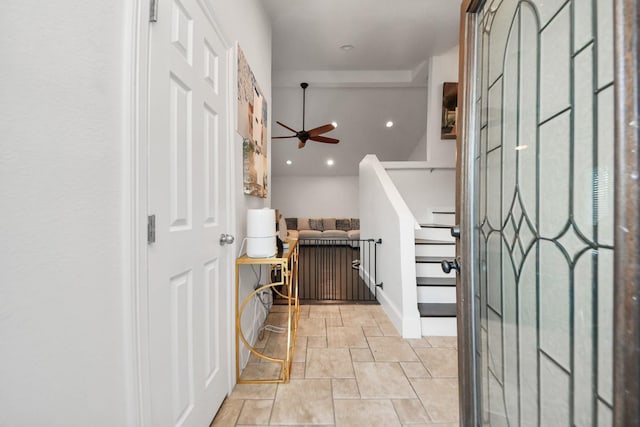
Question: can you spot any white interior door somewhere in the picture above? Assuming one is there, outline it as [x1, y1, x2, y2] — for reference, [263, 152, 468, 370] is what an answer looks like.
[147, 0, 230, 425]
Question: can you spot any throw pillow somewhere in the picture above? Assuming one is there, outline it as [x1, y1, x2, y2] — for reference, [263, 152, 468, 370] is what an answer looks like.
[309, 218, 324, 231]
[336, 218, 351, 231]
[285, 217, 298, 230]
[350, 218, 360, 230]
[297, 217, 310, 230]
[278, 216, 288, 240]
[322, 218, 336, 231]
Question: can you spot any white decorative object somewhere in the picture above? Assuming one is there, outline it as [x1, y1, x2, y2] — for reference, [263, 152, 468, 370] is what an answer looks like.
[246, 208, 276, 258]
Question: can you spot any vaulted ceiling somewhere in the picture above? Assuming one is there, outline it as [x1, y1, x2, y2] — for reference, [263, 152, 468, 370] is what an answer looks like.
[263, 0, 461, 176]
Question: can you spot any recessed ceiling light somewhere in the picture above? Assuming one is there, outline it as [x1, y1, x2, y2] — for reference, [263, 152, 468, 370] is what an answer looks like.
[331, 121, 338, 128]
[340, 44, 354, 51]
[386, 121, 394, 128]
[327, 159, 334, 166]
[286, 160, 292, 165]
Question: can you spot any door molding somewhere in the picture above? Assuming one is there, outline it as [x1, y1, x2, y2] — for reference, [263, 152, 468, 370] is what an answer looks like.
[613, 0, 640, 425]
[126, 0, 237, 424]
[456, 1, 484, 425]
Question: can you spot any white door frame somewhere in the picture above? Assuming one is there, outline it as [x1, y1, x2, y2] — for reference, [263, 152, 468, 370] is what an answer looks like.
[122, 1, 237, 425]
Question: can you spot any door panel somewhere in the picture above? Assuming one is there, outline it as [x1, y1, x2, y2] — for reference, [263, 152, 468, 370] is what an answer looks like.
[466, 0, 615, 425]
[148, 0, 230, 425]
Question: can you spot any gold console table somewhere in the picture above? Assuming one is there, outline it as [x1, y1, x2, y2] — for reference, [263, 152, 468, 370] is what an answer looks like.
[235, 239, 299, 384]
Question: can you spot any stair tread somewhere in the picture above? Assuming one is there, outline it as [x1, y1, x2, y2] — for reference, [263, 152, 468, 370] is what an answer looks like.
[418, 303, 457, 318]
[432, 211, 455, 214]
[415, 238, 455, 245]
[417, 276, 457, 286]
[418, 223, 453, 229]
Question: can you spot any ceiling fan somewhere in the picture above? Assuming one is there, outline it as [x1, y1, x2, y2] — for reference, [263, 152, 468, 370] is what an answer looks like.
[273, 82, 340, 149]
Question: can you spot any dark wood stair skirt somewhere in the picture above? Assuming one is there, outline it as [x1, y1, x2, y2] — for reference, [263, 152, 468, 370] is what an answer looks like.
[418, 223, 453, 229]
[418, 302, 457, 318]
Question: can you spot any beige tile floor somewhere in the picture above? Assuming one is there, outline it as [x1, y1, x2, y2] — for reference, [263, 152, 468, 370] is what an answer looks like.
[212, 304, 459, 427]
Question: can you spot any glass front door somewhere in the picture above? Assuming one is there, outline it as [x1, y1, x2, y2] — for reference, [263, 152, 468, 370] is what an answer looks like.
[468, 0, 615, 425]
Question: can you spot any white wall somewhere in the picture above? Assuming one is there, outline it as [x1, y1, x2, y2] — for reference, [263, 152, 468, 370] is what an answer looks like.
[210, 0, 274, 370]
[1, 2, 133, 426]
[359, 156, 421, 338]
[271, 176, 359, 218]
[383, 166, 456, 224]
[0, 1, 271, 425]
[424, 46, 459, 166]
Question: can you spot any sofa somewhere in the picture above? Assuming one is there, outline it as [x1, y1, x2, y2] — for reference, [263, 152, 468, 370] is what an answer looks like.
[284, 217, 360, 244]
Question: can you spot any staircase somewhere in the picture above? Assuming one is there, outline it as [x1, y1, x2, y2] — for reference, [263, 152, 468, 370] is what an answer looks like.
[415, 211, 457, 336]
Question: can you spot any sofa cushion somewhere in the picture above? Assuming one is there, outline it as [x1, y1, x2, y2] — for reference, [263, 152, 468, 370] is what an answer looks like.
[285, 217, 298, 230]
[322, 218, 336, 231]
[299, 229, 323, 239]
[309, 218, 324, 231]
[347, 230, 360, 240]
[297, 217, 310, 230]
[335, 218, 351, 231]
[322, 230, 348, 239]
[350, 218, 360, 229]
[287, 230, 299, 240]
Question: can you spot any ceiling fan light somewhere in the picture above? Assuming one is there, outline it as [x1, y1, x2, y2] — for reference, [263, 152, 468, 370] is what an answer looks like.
[386, 121, 394, 128]
[327, 159, 334, 166]
[286, 160, 292, 165]
[331, 121, 338, 128]
[340, 44, 354, 51]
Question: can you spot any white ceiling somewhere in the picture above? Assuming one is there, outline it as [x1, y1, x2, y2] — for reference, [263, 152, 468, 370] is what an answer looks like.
[262, 0, 461, 176]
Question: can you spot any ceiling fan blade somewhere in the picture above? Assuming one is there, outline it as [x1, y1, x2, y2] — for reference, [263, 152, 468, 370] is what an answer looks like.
[276, 121, 299, 134]
[310, 135, 340, 144]
[307, 123, 336, 137]
[272, 135, 297, 139]
[298, 141, 306, 149]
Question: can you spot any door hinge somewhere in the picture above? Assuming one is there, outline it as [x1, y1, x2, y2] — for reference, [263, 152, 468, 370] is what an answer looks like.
[147, 214, 156, 244]
[149, 0, 158, 22]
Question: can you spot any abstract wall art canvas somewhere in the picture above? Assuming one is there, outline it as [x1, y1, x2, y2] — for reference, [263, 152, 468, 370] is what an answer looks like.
[237, 44, 268, 198]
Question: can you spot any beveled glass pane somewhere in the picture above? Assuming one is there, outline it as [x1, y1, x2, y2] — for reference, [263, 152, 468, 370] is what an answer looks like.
[487, 1, 517, 85]
[488, 309, 504, 383]
[596, 87, 615, 246]
[573, 47, 595, 243]
[598, 248, 614, 405]
[540, 5, 570, 121]
[539, 240, 570, 369]
[487, 232, 502, 313]
[574, 0, 593, 52]
[539, 111, 571, 238]
[501, 240, 518, 424]
[502, 12, 518, 221]
[487, 80, 503, 151]
[598, 401, 613, 427]
[596, 0, 614, 87]
[531, 0, 568, 27]
[487, 148, 502, 228]
[574, 250, 594, 427]
[489, 372, 509, 426]
[541, 354, 570, 426]
[519, 244, 539, 426]
[518, 3, 538, 229]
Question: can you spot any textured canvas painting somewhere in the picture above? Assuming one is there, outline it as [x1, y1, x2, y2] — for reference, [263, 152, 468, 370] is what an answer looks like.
[237, 44, 268, 198]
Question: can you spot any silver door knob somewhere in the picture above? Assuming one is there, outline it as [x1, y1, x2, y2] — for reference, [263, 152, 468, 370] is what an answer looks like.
[219, 234, 235, 245]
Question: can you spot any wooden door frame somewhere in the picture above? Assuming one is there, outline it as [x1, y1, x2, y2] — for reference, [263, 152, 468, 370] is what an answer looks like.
[125, 1, 237, 424]
[455, 0, 640, 425]
[612, 0, 640, 425]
